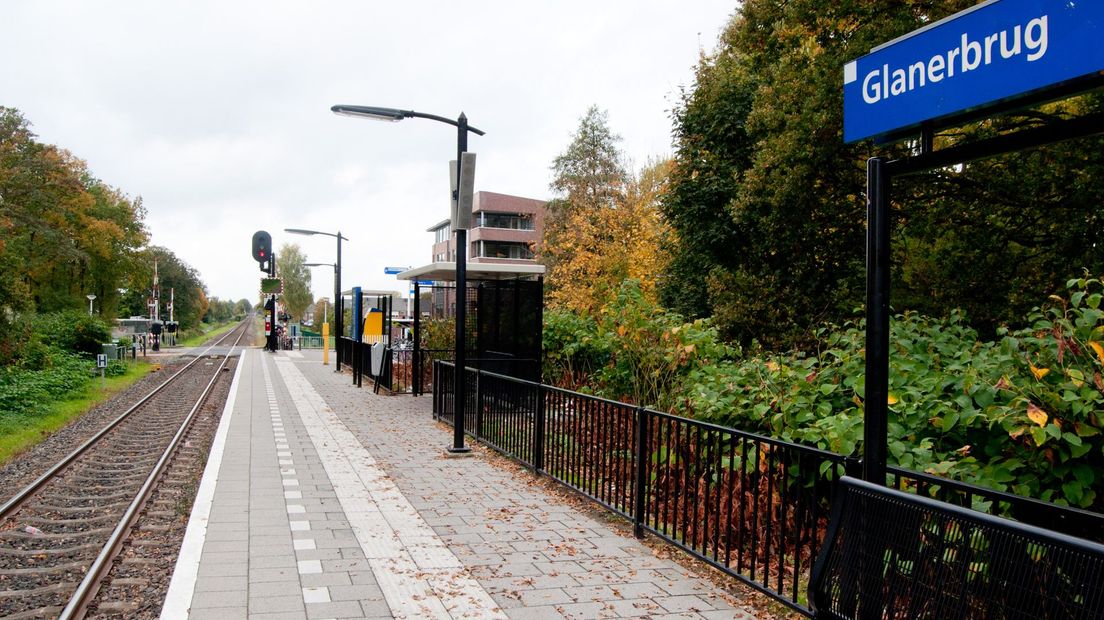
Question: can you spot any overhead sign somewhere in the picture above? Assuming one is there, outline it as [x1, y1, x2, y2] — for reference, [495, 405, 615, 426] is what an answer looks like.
[844, 0, 1104, 143]
[383, 266, 409, 275]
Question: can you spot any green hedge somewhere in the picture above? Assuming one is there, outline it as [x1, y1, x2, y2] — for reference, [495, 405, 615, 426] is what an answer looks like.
[545, 277, 1104, 511]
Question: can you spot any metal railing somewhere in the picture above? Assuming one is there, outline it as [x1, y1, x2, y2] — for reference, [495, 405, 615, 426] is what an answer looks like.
[887, 466, 1104, 543]
[433, 360, 1104, 616]
[292, 336, 333, 350]
[434, 361, 852, 614]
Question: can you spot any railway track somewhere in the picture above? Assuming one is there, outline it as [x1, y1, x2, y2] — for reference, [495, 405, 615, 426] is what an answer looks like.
[0, 320, 251, 619]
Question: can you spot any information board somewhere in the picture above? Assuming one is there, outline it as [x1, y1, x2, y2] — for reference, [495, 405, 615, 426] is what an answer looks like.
[260, 277, 283, 294]
[844, 0, 1104, 143]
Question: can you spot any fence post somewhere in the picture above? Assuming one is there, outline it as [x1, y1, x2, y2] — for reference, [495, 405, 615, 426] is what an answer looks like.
[475, 371, 483, 439]
[533, 384, 545, 474]
[431, 362, 438, 419]
[633, 406, 649, 539]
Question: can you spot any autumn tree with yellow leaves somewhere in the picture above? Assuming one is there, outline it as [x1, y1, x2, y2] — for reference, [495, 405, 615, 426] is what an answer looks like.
[539, 106, 671, 314]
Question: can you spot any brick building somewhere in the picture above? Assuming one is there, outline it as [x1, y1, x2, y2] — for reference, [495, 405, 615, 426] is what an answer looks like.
[427, 191, 546, 265]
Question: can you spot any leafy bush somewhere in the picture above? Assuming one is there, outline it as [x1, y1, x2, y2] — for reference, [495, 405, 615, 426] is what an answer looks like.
[545, 280, 735, 408]
[545, 276, 1104, 511]
[31, 311, 112, 356]
[593, 280, 733, 409]
[0, 350, 92, 419]
[543, 309, 608, 388]
[420, 318, 455, 352]
[680, 279, 1104, 510]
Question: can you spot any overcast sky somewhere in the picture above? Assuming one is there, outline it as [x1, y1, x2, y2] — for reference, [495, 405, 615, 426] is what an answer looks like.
[2, 1, 734, 303]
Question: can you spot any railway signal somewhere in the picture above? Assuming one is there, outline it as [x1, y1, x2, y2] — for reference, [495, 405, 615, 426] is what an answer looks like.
[252, 230, 272, 272]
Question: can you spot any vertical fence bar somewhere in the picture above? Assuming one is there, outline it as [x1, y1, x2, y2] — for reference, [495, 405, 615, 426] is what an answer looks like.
[768, 441, 777, 586]
[475, 370, 483, 439]
[633, 406, 648, 539]
[725, 433, 736, 569]
[533, 385, 545, 474]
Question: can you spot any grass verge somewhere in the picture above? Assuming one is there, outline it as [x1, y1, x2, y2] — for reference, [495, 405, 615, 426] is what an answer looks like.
[0, 359, 152, 465]
[177, 321, 238, 348]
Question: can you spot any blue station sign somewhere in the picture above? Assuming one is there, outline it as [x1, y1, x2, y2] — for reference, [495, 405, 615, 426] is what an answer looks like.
[844, 0, 1104, 143]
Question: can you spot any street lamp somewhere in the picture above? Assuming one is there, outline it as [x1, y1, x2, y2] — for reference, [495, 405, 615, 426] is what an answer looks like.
[86, 294, 96, 316]
[285, 229, 346, 371]
[305, 262, 336, 365]
[332, 104, 484, 454]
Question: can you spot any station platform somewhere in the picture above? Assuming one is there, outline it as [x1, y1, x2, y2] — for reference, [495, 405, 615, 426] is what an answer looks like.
[160, 348, 758, 620]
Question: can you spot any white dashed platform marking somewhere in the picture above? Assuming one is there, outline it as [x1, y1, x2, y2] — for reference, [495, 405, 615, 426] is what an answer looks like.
[273, 357, 505, 619]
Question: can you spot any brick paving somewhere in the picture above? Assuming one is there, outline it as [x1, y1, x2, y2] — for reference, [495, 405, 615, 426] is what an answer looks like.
[293, 352, 760, 620]
[164, 348, 765, 619]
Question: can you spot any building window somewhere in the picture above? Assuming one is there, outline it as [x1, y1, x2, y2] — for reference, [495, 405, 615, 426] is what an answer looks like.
[434, 224, 451, 244]
[478, 241, 533, 260]
[476, 212, 534, 230]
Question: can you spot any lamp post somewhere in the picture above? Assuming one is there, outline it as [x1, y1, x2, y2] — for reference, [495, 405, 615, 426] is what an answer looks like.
[305, 262, 336, 365]
[86, 294, 96, 316]
[332, 104, 484, 454]
[286, 229, 346, 371]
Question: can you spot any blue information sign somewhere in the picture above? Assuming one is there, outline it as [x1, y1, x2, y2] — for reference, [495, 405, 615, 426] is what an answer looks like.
[844, 0, 1104, 143]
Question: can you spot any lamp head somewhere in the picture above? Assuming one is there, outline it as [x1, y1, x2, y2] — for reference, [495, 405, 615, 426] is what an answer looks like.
[331, 105, 408, 122]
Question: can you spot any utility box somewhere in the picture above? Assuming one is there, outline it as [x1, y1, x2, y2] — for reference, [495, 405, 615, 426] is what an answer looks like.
[101, 343, 118, 360]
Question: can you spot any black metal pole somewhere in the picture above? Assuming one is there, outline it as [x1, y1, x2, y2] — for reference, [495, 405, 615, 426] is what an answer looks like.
[413, 281, 421, 395]
[863, 157, 890, 484]
[450, 112, 471, 453]
[269, 255, 277, 352]
[335, 233, 343, 371]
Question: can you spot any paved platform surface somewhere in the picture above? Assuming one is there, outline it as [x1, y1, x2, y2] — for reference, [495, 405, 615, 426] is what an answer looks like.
[162, 348, 760, 619]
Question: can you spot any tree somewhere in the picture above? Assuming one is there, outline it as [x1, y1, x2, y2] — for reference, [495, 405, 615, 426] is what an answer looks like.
[276, 243, 311, 324]
[540, 108, 669, 313]
[661, 1, 1104, 349]
[0, 107, 148, 318]
[143, 247, 206, 329]
[312, 297, 331, 326]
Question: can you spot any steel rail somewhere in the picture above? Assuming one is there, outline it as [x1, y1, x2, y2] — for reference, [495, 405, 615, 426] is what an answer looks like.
[0, 319, 249, 520]
[58, 320, 249, 620]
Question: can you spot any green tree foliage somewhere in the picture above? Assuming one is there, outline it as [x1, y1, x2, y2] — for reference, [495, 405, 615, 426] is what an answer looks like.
[276, 243, 311, 323]
[204, 297, 244, 324]
[0, 107, 156, 361]
[0, 107, 149, 320]
[312, 297, 331, 326]
[661, 2, 1104, 349]
[145, 247, 207, 330]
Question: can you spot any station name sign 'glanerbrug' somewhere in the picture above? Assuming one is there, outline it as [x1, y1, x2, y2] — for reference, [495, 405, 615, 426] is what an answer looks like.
[843, 0, 1104, 143]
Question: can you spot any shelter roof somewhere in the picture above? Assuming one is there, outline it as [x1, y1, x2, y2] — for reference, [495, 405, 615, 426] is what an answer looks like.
[396, 262, 545, 282]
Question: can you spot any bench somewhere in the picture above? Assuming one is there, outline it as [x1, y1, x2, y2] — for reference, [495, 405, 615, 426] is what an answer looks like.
[809, 476, 1104, 619]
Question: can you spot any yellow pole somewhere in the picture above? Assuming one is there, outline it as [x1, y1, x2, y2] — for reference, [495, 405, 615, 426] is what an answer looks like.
[322, 322, 330, 365]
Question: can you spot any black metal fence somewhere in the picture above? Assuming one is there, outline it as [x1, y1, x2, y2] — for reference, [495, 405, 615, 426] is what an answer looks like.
[433, 360, 1104, 616]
